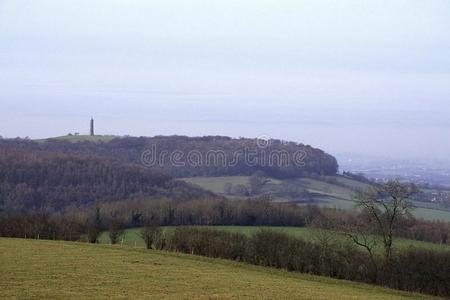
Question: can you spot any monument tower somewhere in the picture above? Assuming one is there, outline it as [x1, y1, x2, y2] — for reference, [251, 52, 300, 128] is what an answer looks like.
[90, 117, 95, 136]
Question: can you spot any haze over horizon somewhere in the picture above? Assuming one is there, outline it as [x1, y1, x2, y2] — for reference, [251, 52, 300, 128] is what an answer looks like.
[1, 0, 449, 160]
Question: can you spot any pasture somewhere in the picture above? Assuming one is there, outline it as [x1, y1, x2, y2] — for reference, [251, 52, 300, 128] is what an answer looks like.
[0, 238, 438, 299]
[182, 176, 450, 221]
[41, 134, 120, 143]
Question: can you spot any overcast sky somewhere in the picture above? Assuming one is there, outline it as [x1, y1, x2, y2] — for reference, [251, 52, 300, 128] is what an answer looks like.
[0, 0, 449, 159]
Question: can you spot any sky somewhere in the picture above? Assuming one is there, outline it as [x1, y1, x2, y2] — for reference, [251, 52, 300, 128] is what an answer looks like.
[0, 0, 449, 159]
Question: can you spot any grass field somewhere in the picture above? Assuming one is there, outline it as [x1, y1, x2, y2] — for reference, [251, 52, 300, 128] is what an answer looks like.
[182, 176, 251, 194]
[98, 226, 450, 253]
[182, 176, 450, 221]
[0, 238, 439, 299]
[39, 134, 120, 143]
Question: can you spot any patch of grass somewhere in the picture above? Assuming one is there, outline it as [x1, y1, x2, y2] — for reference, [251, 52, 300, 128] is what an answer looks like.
[182, 176, 251, 194]
[99, 226, 450, 253]
[412, 207, 450, 222]
[307, 196, 358, 210]
[292, 177, 356, 200]
[39, 135, 120, 143]
[333, 176, 373, 190]
[0, 238, 437, 299]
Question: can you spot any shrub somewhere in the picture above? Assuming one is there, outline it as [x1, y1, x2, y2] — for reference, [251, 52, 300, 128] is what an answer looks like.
[141, 226, 163, 250]
[108, 221, 124, 245]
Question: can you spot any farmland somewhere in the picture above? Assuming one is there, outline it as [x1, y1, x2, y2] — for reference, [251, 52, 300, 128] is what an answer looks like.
[182, 176, 450, 221]
[0, 238, 438, 300]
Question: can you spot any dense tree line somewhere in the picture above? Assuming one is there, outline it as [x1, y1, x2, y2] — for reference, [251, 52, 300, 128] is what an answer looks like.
[0, 135, 338, 178]
[0, 212, 85, 241]
[88, 194, 450, 245]
[158, 228, 450, 297]
[0, 148, 212, 211]
[3, 195, 447, 246]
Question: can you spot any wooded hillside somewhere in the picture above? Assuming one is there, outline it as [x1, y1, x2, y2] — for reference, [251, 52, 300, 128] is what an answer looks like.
[0, 148, 212, 211]
[0, 136, 338, 178]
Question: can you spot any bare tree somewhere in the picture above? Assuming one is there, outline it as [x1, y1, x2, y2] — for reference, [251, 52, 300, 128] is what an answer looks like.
[87, 222, 101, 244]
[141, 226, 163, 250]
[108, 220, 124, 245]
[86, 207, 102, 244]
[344, 218, 379, 281]
[352, 180, 418, 262]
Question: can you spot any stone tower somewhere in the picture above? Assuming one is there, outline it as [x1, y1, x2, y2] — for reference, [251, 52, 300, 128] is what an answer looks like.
[90, 117, 95, 136]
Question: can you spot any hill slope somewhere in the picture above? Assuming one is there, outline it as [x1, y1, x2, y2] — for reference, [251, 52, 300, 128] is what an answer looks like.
[1, 135, 338, 178]
[183, 175, 450, 221]
[0, 148, 212, 211]
[0, 238, 435, 300]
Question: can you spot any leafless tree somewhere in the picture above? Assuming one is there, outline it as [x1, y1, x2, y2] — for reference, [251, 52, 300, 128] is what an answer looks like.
[108, 220, 124, 245]
[344, 218, 379, 280]
[352, 180, 418, 262]
[141, 226, 163, 250]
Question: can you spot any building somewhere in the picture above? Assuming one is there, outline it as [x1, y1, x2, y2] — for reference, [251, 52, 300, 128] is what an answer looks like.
[90, 118, 95, 136]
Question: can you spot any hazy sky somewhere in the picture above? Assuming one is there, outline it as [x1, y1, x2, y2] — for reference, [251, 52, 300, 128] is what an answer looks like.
[1, 0, 449, 159]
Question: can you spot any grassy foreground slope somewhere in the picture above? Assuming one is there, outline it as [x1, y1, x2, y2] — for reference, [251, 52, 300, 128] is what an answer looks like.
[0, 239, 436, 300]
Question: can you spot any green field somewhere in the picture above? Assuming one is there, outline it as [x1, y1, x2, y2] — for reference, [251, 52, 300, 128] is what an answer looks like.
[182, 176, 252, 194]
[99, 226, 450, 253]
[39, 134, 120, 143]
[0, 238, 438, 299]
[182, 176, 450, 221]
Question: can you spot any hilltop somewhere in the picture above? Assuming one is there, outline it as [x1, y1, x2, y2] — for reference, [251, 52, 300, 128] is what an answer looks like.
[43, 134, 121, 143]
[2, 135, 339, 179]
